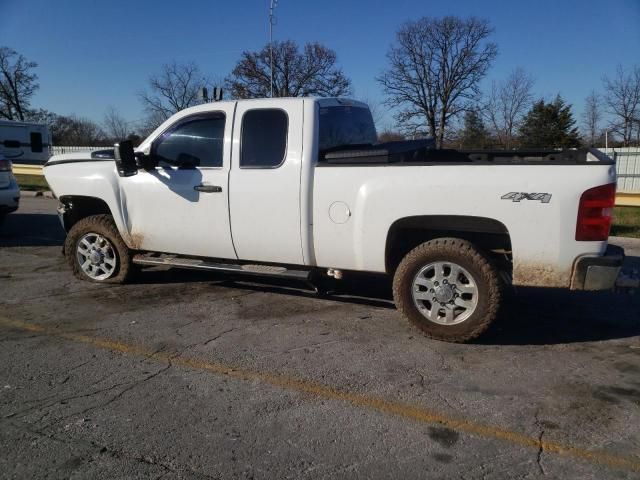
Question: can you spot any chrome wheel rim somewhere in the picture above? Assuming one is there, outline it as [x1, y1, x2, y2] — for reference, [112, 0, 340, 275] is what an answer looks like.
[76, 233, 117, 280]
[411, 261, 479, 325]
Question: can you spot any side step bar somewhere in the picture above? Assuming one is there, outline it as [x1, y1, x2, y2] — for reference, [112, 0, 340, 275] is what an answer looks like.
[132, 254, 312, 281]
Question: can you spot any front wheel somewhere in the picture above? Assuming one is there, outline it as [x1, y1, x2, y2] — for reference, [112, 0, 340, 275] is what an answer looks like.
[393, 238, 501, 343]
[64, 214, 132, 284]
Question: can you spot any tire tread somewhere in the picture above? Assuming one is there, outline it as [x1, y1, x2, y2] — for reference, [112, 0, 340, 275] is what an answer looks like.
[392, 238, 501, 343]
[64, 214, 132, 284]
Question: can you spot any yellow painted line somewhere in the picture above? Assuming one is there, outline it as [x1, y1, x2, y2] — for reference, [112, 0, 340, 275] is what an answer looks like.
[12, 164, 43, 176]
[2, 316, 640, 473]
[616, 193, 640, 207]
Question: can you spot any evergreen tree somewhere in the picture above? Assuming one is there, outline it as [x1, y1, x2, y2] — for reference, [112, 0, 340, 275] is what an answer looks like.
[519, 96, 581, 148]
[459, 109, 490, 149]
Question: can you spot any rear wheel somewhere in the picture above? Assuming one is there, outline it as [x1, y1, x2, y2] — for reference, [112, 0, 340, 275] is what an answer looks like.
[393, 238, 501, 343]
[65, 215, 132, 284]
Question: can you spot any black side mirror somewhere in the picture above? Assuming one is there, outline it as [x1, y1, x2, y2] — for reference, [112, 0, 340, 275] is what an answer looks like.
[114, 140, 138, 177]
[135, 152, 159, 171]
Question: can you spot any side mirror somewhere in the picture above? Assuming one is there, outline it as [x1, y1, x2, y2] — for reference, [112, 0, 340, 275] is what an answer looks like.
[135, 152, 159, 171]
[114, 140, 138, 177]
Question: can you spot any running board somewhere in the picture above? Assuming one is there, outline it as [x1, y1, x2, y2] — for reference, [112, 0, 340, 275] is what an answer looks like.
[132, 254, 311, 281]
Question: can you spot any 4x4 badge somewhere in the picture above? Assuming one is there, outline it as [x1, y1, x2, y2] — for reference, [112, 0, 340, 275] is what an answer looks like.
[501, 192, 552, 203]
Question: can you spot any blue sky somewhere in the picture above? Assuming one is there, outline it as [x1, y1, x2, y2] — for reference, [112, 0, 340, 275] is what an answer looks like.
[1, 0, 639, 130]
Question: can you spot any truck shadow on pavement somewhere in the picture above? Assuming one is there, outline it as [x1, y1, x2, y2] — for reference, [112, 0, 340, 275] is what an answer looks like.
[135, 269, 399, 310]
[138, 263, 640, 346]
[481, 282, 640, 345]
[0, 213, 65, 247]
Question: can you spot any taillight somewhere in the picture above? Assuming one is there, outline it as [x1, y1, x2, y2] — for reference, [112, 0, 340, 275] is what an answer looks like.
[576, 183, 616, 241]
[0, 158, 12, 172]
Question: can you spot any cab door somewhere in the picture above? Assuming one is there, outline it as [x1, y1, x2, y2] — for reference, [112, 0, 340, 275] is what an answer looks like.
[229, 100, 305, 264]
[119, 107, 237, 259]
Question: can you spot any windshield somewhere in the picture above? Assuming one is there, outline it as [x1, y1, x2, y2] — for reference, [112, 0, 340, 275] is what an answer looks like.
[318, 106, 377, 152]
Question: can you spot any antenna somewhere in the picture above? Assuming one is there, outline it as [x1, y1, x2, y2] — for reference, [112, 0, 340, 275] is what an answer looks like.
[200, 87, 209, 103]
[269, 0, 278, 98]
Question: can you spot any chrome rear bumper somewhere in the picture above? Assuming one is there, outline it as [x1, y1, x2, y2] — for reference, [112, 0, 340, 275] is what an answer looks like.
[571, 245, 624, 290]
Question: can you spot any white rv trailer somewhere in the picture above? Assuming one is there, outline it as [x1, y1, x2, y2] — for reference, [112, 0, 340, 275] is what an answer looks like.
[0, 119, 51, 165]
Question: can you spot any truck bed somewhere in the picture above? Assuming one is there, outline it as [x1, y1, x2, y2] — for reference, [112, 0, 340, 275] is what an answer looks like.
[321, 142, 613, 166]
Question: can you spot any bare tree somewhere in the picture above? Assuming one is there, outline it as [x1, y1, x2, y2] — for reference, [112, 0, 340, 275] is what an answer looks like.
[377, 16, 497, 148]
[51, 115, 106, 146]
[139, 61, 212, 128]
[358, 95, 386, 130]
[0, 47, 39, 121]
[103, 106, 130, 141]
[227, 40, 351, 99]
[581, 91, 602, 147]
[484, 68, 534, 149]
[603, 65, 640, 147]
[24, 108, 57, 130]
[377, 130, 406, 142]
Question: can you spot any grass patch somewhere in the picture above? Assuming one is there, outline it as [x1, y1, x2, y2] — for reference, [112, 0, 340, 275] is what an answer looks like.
[612, 206, 640, 238]
[15, 174, 50, 191]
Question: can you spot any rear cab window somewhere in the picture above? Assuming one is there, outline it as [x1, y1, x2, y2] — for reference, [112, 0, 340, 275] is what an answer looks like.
[318, 106, 377, 156]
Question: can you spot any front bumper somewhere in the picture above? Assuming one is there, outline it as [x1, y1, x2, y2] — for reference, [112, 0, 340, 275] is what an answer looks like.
[571, 245, 624, 291]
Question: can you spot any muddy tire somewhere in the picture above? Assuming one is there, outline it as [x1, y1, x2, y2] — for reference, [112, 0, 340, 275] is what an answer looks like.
[64, 214, 132, 284]
[393, 238, 501, 343]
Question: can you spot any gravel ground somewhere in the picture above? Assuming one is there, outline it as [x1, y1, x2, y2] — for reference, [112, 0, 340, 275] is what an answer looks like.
[1, 197, 639, 479]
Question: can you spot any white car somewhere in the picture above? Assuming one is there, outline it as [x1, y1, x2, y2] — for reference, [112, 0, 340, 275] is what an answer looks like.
[43, 97, 624, 342]
[0, 154, 20, 225]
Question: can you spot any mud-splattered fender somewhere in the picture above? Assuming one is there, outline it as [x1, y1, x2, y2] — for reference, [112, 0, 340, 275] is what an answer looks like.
[44, 159, 131, 245]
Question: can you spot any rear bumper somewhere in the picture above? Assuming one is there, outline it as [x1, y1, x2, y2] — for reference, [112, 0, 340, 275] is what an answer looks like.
[570, 245, 624, 291]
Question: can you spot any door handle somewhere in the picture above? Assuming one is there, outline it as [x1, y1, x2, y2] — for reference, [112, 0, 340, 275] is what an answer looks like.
[194, 184, 223, 193]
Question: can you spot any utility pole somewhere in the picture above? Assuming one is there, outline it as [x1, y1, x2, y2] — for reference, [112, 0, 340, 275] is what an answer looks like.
[269, 0, 278, 98]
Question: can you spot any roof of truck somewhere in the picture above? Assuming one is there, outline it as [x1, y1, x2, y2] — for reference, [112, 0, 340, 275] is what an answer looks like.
[177, 96, 367, 112]
[137, 97, 369, 152]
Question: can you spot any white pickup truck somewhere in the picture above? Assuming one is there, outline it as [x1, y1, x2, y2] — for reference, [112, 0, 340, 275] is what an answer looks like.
[44, 97, 624, 342]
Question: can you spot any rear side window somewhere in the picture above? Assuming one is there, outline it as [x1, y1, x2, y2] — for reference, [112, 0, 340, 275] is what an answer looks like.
[240, 109, 288, 168]
[154, 113, 225, 168]
[30, 132, 43, 153]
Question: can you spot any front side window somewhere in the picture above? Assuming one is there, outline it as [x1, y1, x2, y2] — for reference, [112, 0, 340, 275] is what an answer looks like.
[154, 113, 225, 168]
[240, 109, 288, 168]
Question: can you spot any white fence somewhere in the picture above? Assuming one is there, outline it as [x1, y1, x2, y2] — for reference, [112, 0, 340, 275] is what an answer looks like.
[598, 148, 640, 194]
[50, 146, 105, 156]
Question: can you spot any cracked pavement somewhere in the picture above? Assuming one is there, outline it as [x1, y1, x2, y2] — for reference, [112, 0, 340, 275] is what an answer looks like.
[1, 197, 640, 479]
